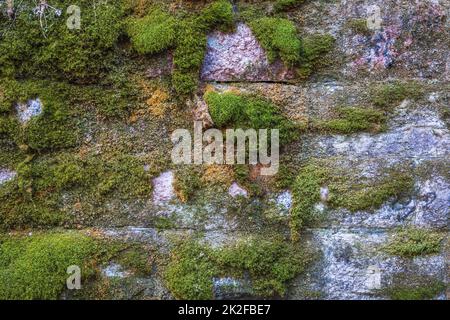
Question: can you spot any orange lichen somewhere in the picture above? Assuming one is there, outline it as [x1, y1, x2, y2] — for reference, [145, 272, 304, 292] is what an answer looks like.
[201, 164, 235, 187]
[146, 88, 170, 117]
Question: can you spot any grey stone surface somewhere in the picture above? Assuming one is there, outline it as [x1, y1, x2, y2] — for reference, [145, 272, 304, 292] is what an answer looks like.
[0, 169, 16, 185]
[16, 98, 42, 123]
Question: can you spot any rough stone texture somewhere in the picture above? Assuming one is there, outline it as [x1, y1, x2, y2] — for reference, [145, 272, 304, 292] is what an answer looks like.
[102, 263, 132, 278]
[201, 23, 295, 82]
[275, 190, 293, 211]
[213, 277, 253, 299]
[228, 182, 248, 198]
[152, 171, 175, 205]
[0, 169, 16, 185]
[290, 228, 446, 300]
[16, 98, 42, 123]
[52, 0, 449, 300]
[190, 95, 214, 129]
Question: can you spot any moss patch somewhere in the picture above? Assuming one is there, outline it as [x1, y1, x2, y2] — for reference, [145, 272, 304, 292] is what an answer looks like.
[173, 165, 203, 203]
[297, 34, 335, 78]
[127, 8, 177, 55]
[371, 81, 425, 109]
[164, 235, 312, 299]
[172, 0, 234, 95]
[383, 228, 444, 258]
[345, 18, 371, 36]
[204, 90, 300, 144]
[382, 274, 445, 300]
[274, 0, 306, 12]
[0, 80, 80, 151]
[0, 0, 124, 82]
[313, 106, 387, 134]
[0, 152, 151, 230]
[290, 161, 414, 241]
[0, 231, 98, 299]
[249, 17, 302, 66]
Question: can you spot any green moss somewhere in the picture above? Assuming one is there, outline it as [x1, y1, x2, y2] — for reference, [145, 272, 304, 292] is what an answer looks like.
[382, 275, 445, 300]
[330, 171, 414, 212]
[199, 0, 235, 30]
[0, 147, 26, 169]
[164, 236, 311, 299]
[0, 231, 98, 299]
[290, 161, 414, 241]
[94, 155, 151, 199]
[371, 81, 425, 109]
[214, 237, 311, 297]
[0, 116, 19, 140]
[297, 34, 335, 78]
[249, 17, 301, 66]
[0, 0, 124, 82]
[127, 8, 177, 55]
[346, 18, 371, 35]
[172, 0, 234, 95]
[272, 164, 296, 191]
[386, 282, 445, 300]
[113, 245, 152, 276]
[164, 239, 219, 300]
[274, 0, 306, 12]
[174, 166, 202, 203]
[314, 106, 387, 134]
[204, 91, 244, 127]
[154, 216, 177, 230]
[0, 80, 80, 151]
[383, 228, 444, 258]
[237, 3, 266, 22]
[204, 91, 299, 144]
[0, 152, 151, 230]
[291, 163, 328, 241]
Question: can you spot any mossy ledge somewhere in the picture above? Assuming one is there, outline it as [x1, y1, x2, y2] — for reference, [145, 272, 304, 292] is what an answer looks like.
[0, 231, 152, 299]
[164, 235, 312, 299]
[204, 90, 301, 144]
[380, 274, 446, 300]
[290, 161, 414, 241]
[383, 228, 445, 258]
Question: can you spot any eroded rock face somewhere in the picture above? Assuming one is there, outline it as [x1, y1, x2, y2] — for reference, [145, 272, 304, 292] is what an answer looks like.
[16, 98, 42, 123]
[201, 23, 295, 82]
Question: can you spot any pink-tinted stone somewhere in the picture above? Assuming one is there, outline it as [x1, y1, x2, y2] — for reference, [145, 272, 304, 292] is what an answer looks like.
[201, 23, 295, 82]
